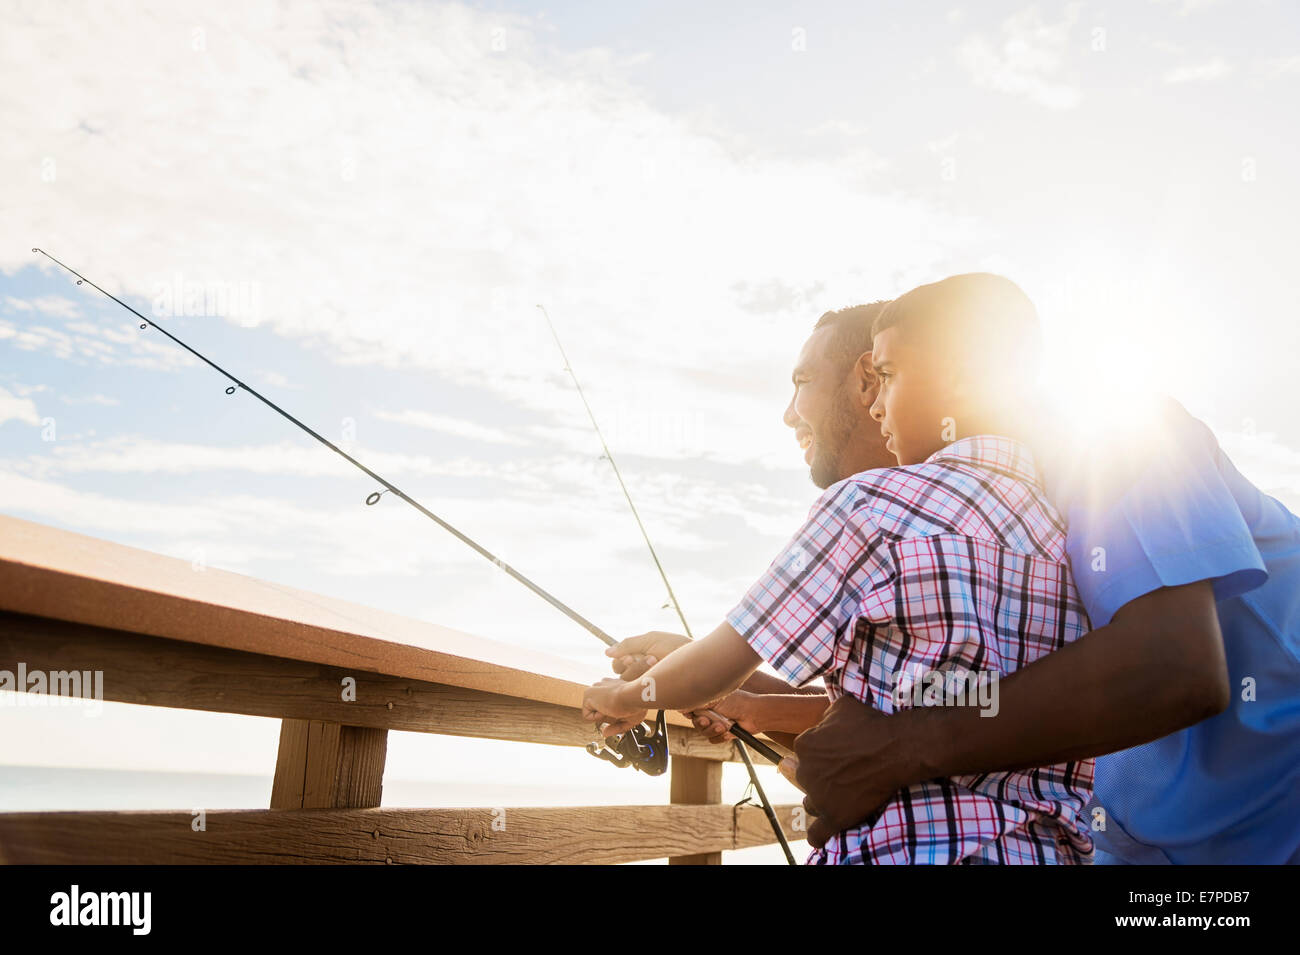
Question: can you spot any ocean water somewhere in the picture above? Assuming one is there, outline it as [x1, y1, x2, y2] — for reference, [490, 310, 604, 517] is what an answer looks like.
[0, 765, 792, 864]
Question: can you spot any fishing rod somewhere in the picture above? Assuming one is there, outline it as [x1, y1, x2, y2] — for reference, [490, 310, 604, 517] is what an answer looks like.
[536, 306, 693, 637]
[31, 249, 791, 785]
[538, 304, 796, 865]
[30, 247, 616, 646]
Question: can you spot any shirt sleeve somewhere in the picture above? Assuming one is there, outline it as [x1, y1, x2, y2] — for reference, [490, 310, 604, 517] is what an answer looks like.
[725, 479, 892, 687]
[1058, 400, 1268, 628]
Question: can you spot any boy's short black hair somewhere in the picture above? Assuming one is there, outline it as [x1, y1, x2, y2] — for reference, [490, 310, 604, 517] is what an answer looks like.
[812, 300, 891, 371]
[872, 273, 1041, 372]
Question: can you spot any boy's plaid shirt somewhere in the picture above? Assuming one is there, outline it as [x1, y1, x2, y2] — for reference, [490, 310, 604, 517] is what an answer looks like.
[727, 435, 1095, 865]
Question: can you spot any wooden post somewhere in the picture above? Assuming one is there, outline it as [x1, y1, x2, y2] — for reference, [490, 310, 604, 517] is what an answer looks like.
[667, 754, 723, 865]
[271, 719, 388, 809]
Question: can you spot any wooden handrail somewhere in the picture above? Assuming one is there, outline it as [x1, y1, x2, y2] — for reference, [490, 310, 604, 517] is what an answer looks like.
[0, 513, 622, 714]
[0, 514, 800, 864]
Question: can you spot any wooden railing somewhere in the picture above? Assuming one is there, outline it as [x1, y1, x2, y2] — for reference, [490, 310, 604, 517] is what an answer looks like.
[0, 514, 798, 864]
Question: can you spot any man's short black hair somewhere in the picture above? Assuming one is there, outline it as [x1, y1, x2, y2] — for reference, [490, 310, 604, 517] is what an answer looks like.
[812, 300, 891, 370]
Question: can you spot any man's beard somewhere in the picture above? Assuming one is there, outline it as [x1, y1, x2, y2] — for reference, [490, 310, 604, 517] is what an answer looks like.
[809, 388, 860, 489]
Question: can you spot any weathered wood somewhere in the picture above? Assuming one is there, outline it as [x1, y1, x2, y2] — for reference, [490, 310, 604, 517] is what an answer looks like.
[0, 513, 678, 717]
[270, 719, 312, 808]
[668, 756, 723, 866]
[270, 720, 387, 809]
[333, 725, 387, 808]
[0, 805, 802, 865]
[0, 516, 807, 865]
[0, 611, 744, 761]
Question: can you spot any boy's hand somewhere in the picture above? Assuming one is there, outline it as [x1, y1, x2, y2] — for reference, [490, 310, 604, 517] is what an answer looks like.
[605, 631, 691, 680]
[793, 696, 906, 849]
[582, 677, 649, 736]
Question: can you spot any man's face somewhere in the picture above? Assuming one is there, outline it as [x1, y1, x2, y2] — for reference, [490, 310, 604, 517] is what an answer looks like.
[869, 326, 955, 466]
[783, 326, 877, 489]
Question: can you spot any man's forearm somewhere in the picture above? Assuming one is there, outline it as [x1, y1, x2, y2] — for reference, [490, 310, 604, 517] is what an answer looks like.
[897, 582, 1230, 782]
[740, 670, 827, 696]
[744, 693, 830, 735]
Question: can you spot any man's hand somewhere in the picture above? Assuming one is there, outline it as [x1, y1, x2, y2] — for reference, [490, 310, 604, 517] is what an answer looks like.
[685, 690, 760, 743]
[581, 677, 648, 737]
[792, 696, 909, 849]
[605, 631, 691, 680]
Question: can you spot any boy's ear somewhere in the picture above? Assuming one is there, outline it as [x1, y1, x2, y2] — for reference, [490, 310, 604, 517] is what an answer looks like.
[853, 351, 877, 405]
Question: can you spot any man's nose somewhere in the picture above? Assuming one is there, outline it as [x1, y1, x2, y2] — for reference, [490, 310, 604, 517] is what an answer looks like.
[783, 394, 798, 429]
[869, 397, 885, 422]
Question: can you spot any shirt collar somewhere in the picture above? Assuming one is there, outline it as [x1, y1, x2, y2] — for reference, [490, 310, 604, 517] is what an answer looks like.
[925, 435, 1043, 489]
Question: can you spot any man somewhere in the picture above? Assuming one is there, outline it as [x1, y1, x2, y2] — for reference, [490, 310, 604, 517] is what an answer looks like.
[606, 303, 892, 743]
[610, 280, 1300, 864]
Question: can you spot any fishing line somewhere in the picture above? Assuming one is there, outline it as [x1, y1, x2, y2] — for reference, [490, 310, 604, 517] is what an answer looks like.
[538, 304, 796, 865]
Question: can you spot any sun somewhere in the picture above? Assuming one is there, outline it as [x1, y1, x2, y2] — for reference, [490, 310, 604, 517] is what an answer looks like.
[1031, 264, 1211, 442]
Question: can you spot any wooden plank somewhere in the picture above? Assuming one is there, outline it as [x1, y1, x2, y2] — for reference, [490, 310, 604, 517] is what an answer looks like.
[0, 611, 744, 762]
[668, 756, 722, 866]
[0, 514, 706, 727]
[333, 725, 387, 808]
[0, 805, 802, 865]
[269, 719, 310, 808]
[271, 720, 387, 809]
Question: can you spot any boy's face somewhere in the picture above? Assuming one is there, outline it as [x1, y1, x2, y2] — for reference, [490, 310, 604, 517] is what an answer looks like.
[869, 326, 958, 466]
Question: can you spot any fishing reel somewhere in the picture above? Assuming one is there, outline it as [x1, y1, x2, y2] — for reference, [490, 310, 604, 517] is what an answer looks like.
[586, 709, 669, 776]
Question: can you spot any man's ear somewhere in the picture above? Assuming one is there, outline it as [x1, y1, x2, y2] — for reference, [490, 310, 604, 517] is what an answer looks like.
[853, 351, 877, 406]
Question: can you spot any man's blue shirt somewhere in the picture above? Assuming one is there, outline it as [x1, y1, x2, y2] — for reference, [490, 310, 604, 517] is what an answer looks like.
[1044, 399, 1300, 864]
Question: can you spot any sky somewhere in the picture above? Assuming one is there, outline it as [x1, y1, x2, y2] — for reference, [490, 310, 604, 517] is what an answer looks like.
[2, 0, 1299, 859]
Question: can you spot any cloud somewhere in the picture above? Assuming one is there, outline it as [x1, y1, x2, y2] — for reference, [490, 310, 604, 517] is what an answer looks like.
[1260, 55, 1300, 76]
[6, 434, 505, 482]
[957, 3, 1084, 110]
[2, 295, 81, 319]
[1163, 57, 1232, 84]
[926, 132, 962, 154]
[731, 278, 828, 316]
[58, 392, 120, 406]
[0, 0, 986, 661]
[1150, 39, 1187, 56]
[256, 370, 299, 390]
[2, 0, 973, 439]
[1150, 0, 1223, 15]
[1, 381, 50, 397]
[0, 310, 196, 370]
[0, 386, 42, 427]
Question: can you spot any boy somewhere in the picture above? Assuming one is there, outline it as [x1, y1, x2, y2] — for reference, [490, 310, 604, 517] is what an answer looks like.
[582, 273, 1095, 864]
